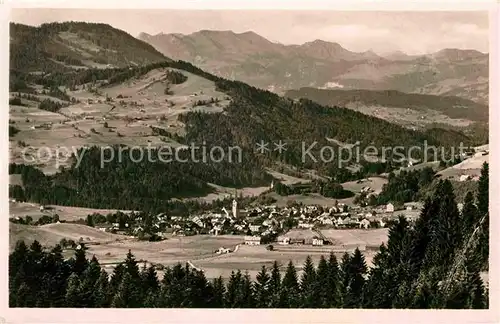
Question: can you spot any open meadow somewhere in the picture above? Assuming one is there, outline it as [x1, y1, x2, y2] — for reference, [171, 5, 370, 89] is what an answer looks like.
[10, 220, 389, 280]
[9, 201, 134, 222]
[9, 67, 231, 174]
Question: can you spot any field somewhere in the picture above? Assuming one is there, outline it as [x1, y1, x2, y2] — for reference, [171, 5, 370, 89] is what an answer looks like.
[10, 221, 389, 280]
[266, 169, 311, 185]
[9, 67, 231, 174]
[9, 222, 132, 250]
[198, 183, 271, 202]
[269, 192, 344, 207]
[195, 228, 389, 279]
[9, 201, 134, 222]
[438, 147, 489, 180]
[341, 176, 388, 195]
[344, 103, 474, 129]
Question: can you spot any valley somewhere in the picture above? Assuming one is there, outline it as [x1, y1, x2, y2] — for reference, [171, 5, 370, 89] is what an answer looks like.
[7, 16, 490, 310]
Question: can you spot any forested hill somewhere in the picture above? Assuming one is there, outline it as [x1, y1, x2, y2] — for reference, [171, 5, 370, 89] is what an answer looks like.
[285, 88, 489, 123]
[9, 24, 477, 210]
[10, 22, 169, 72]
[12, 58, 474, 154]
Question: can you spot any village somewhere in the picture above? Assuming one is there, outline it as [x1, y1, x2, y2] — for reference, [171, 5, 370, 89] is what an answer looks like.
[70, 197, 421, 250]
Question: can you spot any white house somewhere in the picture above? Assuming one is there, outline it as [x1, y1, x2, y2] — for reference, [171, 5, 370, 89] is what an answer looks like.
[249, 225, 261, 232]
[298, 222, 313, 229]
[386, 203, 395, 213]
[278, 236, 290, 245]
[459, 175, 471, 182]
[321, 218, 334, 226]
[312, 237, 324, 246]
[244, 236, 262, 245]
[215, 247, 231, 254]
[359, 219, 370, 229]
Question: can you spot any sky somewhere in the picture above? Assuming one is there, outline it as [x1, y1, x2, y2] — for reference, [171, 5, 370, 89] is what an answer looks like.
[10, 9, 489, 55]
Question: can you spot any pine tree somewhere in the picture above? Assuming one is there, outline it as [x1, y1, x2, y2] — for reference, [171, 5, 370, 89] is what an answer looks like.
[111, 272, 133, 308]
[94, 270, 110, 307]
[10, 240, 29, 273]
[44, 245, 70, 307]
[300, 255, 318, 308]
[240, 272, 255, 307]
[387, 216, 411, 266]
[9, 241, 30, 306]
[282, 261, 299, 291]
[340, 252, 351, 305]
[65, 273, 83, 307]
[30, 240, 44, 258]
[141, 264, 160, 294]
[226, 270, 243, 307]
[281, 261, 299, 307]
[477, 162, 488, 216]
[363, 244, 391, 308]
[461, 192, 478, 235]
[470, 274, 486, 309]
[476, 162, 489, 270]
[343, 248, 367, 308]
[15, 283, 31, 307]
[160, 263, 188, 307]
[315, 255, 329, 307]
[188, 269, 211, 307]
[143, 291, 159, 307]
[327, 252, 341, 308]
[411, 276, 436, 308]
[124, 250, 141, 282]
[425, 180, 461, 271]
[72, 244, 88, 276]
[409, 198, 437, 277]
[80, 256, 102, 306]
[211, 276, 226, 307]
[254, 266, 271, 307]
[109, 263, 125, 297]
[269, 261, 282, 307]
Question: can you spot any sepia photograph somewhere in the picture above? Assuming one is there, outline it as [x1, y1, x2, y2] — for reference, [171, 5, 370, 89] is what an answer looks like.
[2, 2, 496, 319]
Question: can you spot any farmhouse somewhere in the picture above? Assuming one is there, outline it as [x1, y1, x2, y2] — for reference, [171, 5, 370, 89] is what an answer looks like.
[321, 218, 334, 226]
[244, 235, 262, 245]
[249, 224, 261, 233]
[386, 203, 395, 213]
[298, 222, 314, 229]
[279, 237, 291, 245]
[312, 237, 324, 246]
[290, 238, 305, 245]
[459, 175, 471, 182]
[215, 247, 231, 254]
[359, 219, 370, 229]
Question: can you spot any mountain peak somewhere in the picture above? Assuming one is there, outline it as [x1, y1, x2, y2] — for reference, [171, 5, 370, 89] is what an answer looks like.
[305, 39, 343, 48]
[137, 32, 152, 40]
[430, 48, 486, 61]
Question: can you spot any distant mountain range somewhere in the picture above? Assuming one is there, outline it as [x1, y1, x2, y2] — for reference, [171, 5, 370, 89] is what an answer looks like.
[285, 88, 489, 127]
[139, 30, 488, 104]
